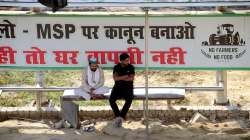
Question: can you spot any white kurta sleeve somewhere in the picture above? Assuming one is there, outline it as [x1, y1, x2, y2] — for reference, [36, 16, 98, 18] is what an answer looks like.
[93, 67, 104, 90]
[80, 68, 91, 92]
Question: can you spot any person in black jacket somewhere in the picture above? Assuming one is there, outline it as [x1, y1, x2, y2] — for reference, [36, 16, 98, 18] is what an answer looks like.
[109, 53, 135, 128]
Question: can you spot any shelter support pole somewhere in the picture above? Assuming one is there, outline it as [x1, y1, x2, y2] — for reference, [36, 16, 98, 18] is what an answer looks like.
[143, 7, 150, 139]
[35, 71, 44, 110]
[143, 100, 146, 118]
[214, 71, 229, 105]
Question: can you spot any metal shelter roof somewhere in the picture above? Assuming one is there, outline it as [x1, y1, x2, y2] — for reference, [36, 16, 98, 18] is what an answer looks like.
[1, 0, 250, 7]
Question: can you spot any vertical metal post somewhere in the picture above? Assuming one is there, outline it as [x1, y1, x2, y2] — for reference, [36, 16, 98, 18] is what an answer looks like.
[216, 71, 221, 86]
[35, 71, 44, 110]
[215, 70, 228, 105]
[143, 100, 146, 118]
[144, 8, 150, 139]
[215, 7, 231, 102]
[223, 71, 228, 101]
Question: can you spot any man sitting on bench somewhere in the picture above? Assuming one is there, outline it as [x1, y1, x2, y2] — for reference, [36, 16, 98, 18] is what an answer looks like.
[109, 53, 135, 128]
[63, 57, 109, 100]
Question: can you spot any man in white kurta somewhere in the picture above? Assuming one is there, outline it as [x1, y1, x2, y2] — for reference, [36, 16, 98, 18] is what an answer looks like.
[63, 58, 109, 100]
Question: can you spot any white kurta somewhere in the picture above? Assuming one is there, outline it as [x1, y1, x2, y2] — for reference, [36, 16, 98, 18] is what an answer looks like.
[63, 66, 109, 100]
[63, 87, 110, 100]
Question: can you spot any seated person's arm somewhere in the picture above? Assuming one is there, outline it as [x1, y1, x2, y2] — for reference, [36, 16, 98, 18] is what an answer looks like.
[81, 69, 91, 92]
[93, 68, 105, 89]
[113, 72, 129, 81]
[124, 65, 135, 81]
[124, 74, 134, 81]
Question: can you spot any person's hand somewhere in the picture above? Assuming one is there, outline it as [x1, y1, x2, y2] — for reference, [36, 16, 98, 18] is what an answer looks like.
[124, 77, 132, 81]
[122, 75, 129, 79]
[90, 93, 96, 99]
[128, 74, 133, 78]
[90, 94, 105, 99]
[90, 88, 95, 94]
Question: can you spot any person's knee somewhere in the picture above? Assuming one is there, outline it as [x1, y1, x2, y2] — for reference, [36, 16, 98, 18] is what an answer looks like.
[109, 97, 116, 104]
[125, 98, 133, 104]
[126, 94, 134, 102]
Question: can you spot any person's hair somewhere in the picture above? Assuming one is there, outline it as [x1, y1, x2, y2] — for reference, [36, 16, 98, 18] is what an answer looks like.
[119, 53, 129, 61]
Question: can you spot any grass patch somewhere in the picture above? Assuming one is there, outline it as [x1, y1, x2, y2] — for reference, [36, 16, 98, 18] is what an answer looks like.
[47, 92, 63, 106]
[174, 98, 190, 105]
[0, 71, 35, 85]
[240, 136, 250, 140]
[0, 92, 35, 107]
[0, 70, 80, 107]
[44, 71, 81, 87]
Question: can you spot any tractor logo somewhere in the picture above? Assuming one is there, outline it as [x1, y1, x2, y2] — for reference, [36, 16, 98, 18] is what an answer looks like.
[202, 24, 245, 46]
[201, 24, 246, 62]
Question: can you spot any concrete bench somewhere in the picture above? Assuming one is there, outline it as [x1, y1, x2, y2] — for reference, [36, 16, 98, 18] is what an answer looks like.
[61, 87, 185, 100]
[60, 87, 185, 128]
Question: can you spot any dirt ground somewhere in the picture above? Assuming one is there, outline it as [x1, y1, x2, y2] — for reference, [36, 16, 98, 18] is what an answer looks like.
[1, 119, 250, 140]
